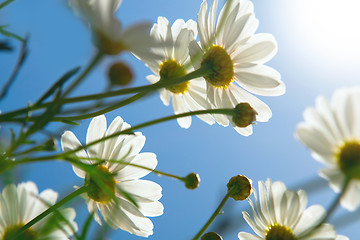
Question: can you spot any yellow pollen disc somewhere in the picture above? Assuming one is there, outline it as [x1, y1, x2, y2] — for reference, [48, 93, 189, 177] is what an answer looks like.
[336, 140, 360, 179]
[95, 31, 126, 55]
[2, 224, 38, 240]
[266, 224, 297, 240]
[85, 165, 116, 203]
[200, 45, 234, 89]
[159, 60, 189, 94]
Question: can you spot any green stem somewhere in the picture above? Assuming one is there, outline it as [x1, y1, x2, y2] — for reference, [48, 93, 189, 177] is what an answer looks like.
[18, 186, 88, 236]
[0, 66, 210, 122]
[192, 192, 231, 240]
[80, 213, 94, 240]
[62, 51, 104, 97]
[51, 92, 147, 122]
[105, 159, 184, 182]
[14, 108, 235, 165]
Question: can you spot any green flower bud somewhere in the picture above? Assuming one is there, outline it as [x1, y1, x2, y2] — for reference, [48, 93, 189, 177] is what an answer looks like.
[227, 175, 252, 201]
[232, 103, 257, 128]
[201, 232, 223, 240]
[108, 62, 133, 86]
[184, 173, 200, 190]
[43, 138, 57, 151]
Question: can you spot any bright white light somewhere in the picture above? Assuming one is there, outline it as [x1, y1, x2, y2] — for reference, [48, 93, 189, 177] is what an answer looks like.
[286, 0, 360, 64]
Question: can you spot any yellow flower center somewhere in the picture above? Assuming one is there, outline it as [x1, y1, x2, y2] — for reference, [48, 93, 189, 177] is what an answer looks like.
[159, 60, 189, 94]
[95, 31, 126, 55]
[200, 45, 234, 89]
[85, 165, 116, 203]
[266, 224, 297, 240]
[336, 140, 360, 179]
[2, 224, 37, 240]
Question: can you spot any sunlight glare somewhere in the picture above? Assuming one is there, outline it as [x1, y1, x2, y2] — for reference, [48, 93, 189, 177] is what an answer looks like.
[291, 0, 360, 63]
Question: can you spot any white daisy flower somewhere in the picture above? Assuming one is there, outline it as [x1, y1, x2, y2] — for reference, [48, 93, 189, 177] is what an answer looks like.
[61, 115, 163, 237]
[69, 0, 157, 57]
[139, 17, 214, 129]
[0, 181, 77, 240]
[190, 0, 285, 135]
[296, 87, 360, 211]
[238, 179, 347, 240]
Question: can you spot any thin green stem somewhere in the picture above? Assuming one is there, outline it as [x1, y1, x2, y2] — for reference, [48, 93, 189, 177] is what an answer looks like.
[62, 51, 104, 97]
[0, 66, 210, 122]
[80, 213, 93, 240]
[52, 92, 147, 122]
[18, 186, 88, 236]
[104, 159, 184, 182]
[13, 108, 235, 165]
[192, 192, 231, 240]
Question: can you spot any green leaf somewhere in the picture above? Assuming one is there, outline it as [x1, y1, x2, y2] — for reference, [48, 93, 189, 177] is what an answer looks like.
[0, 0, 15, 10]
[0, 25, 25, 43]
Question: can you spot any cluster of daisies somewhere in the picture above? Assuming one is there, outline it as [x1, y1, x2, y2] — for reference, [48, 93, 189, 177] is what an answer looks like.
[1, 0, 359, 239]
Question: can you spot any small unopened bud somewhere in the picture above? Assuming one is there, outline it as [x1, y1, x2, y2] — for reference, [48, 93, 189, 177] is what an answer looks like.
[108, 62, 133, 86]
[201, 232, 223, 240]
[43, 138, 57, 151]
[232, 103, 257, 128]
[227, 175, 252, 201]
[184, 173, 200, 190]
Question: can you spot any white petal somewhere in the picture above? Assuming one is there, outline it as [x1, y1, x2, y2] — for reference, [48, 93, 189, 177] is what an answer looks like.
[340, 179, 360, 211]
[61, 131, 88, 178]
[293, 205, 326, 236]
[197, 0, 210, 49]
[238, 232, 263, 240]
[116, 152, 157, 181]
[172, 94, 191, 129]
[302, 223, 336, 240]
[103, 116, 124, 160]
[174, 28, 193, 65]
[296, 124, 336, 161]
[171, 18, 185, 39]
[86, 115, 107, 160]
[232, 33, 277, 64]
[319, 167, 345, 192]
[234, 64, 285, 96]
[118, 180, 162, 202]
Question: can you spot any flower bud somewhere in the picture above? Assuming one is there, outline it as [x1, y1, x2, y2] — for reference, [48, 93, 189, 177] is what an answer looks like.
[108, 62, 133, 86]
[227, 175, 252, 201]
[232, 103, 257, 128]
[184, 173, 200, 190]
[201, 232, 223, 240]
[43, 138, 57, 151]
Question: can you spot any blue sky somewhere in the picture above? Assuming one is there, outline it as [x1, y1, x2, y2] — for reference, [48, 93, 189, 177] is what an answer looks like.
[1, 0, 360, 239]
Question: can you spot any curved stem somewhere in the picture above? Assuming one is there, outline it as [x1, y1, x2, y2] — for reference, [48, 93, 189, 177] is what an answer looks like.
[17, 186, 88, 236]
[192, 192, 231, 240]
[52, 92, 147, 122]
[0, 66, 210, 122]
[13, 108, 235, 166]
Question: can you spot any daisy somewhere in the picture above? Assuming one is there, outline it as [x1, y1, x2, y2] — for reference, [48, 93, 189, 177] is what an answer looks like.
[238, 179, 347, 240]
[190, 0, 285, 135]
[140, 17, 214, 129]
[61, 115, 163, 237]
[69, 0, 158, 58]
[0, 181, 77, 240]
[296, 87, 360, 211]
